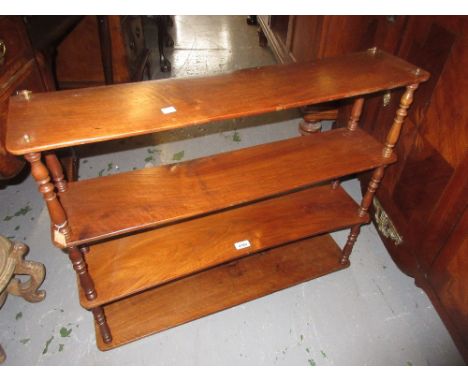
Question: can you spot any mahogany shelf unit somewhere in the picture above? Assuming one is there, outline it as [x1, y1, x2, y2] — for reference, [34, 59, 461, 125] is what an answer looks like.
[6, 49, 429, 351]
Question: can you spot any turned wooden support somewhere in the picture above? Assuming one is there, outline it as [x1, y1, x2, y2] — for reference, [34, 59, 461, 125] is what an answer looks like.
[383, 84, 418, 158]
[358, 85, 418, 217]
[347, 97, 365, 131]
[24, 153, 71, 241]
[299, 116, 322, 135]
[331, 97, 365, 189]
[359, 166, 385, 217]
[92, 306, 112, 343]
[68, 247, 97, 300]
[299, 104, 339, 136]
[341, 224, 361, 265]
[44, 152, 67, 192]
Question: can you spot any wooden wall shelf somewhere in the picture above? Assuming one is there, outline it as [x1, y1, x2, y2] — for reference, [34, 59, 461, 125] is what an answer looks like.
[6, 49, 429, 351]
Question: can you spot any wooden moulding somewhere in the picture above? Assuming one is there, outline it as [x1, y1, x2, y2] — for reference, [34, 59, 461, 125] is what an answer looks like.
[96, 234, 347, 351]
[6, 49, 429, 155]
[78, 184, 369, 309]
[59, 128, 395, 247]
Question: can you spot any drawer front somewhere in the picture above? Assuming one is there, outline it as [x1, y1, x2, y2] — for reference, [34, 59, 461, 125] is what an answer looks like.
[0, 16, 33, 84]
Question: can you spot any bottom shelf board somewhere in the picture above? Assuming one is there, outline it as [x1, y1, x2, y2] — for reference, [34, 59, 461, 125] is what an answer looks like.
[95, 233, 348, 351]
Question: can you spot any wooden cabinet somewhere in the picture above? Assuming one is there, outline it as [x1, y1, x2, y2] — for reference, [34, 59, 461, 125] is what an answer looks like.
[258, 16, 404, 64]
[359, 16, 468, 361]
[0, 16, 48, 179]
[6, 50, 428, 350]
[259, 15, 468, 361]
[55, 16, 150, 89]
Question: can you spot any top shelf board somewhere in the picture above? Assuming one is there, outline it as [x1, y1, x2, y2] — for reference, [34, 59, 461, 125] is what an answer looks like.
[6, 49, 429, 155]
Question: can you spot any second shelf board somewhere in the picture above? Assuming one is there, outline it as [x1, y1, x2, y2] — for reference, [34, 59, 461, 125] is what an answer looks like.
[79, 184, 368, 309]
[96, 234, 347, 351]
[61, 128, 393, 247]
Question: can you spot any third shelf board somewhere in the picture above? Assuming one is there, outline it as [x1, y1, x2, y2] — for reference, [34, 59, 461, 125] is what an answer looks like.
[79, 183, 369, 309]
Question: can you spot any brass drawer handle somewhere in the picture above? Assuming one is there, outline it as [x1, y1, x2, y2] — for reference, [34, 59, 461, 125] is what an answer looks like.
[0, 39, 6, 65]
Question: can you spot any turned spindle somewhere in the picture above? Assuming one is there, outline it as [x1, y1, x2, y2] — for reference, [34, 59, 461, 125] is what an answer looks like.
[68, 247, 97, 300]
[24, 153, 71, 241]
[342, 86, 418, 262]
[382, 84, 418, 158]
[92, 306, 112, 343]
[332, 97, 366, 189]
[358, 166, 385, 217]
[347, 97, 365, 131]
[341, 225, 361, 265]
[359, 84, 418, 216]
[44, 152, 67, 192]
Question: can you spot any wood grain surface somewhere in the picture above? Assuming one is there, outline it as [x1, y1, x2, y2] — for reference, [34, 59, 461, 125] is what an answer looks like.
[59, 128, 395, 246]
[6, 49, 429, 155]
[96, 234, 346, 350]
[79, 184, 368, 308]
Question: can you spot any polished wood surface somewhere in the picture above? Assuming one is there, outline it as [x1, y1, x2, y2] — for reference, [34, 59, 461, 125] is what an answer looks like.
[6, 47, 429, 350]
[96, 234, 346, 350]
[79, 184, 368, 309]
[59, 128, 395, 247]
[6, 50, 428, 155]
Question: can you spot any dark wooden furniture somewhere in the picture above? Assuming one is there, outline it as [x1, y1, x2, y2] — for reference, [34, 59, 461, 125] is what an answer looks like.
[149, 16, 174, 72]
[23, 16, 83, 88]
[259, 15, 468, 361]
[6, 50, 428, 350]
[257, 16, 402, 64]
[357, 16, 468, 361]
[0, 16, 53, 179]
[54, 16, 150, 89]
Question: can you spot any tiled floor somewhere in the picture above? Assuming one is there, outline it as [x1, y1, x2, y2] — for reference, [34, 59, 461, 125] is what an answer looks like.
[0, 16, 464, 365]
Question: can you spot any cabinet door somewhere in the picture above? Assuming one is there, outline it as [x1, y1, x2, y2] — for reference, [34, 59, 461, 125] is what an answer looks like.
[361, 16, 467, 275]
[429, 205, 468, 359]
